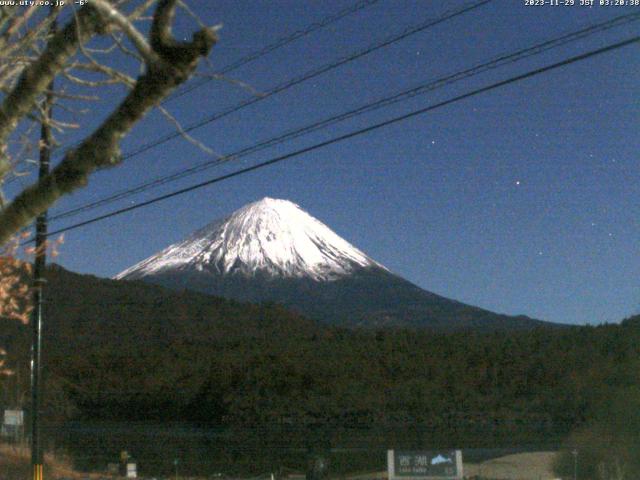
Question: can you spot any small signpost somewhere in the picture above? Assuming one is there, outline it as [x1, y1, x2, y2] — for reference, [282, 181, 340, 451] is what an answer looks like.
[126, 462, 137, 478]
[2, 409, 24, 442]
[388, 450, 463, 480]
[4, 409, 24, 426]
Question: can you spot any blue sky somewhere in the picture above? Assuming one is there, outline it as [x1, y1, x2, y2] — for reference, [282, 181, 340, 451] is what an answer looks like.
[9, 0, 640, 325]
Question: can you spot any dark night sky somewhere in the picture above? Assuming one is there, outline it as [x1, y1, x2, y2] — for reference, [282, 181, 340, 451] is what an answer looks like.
[9, 0, 640, 325]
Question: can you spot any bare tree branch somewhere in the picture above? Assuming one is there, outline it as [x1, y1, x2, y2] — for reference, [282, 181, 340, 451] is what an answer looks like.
[0, 5, 105, 178]
[157, 105, 217, 156]
[128, 0, 159, 22]
[70, 61, 136, 86]
[0, 0, 217, 245]
[90, 0, 159, 65]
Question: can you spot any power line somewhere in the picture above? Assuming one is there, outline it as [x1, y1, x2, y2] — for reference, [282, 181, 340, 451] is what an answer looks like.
[3, 0, 381, 185]
[166, 0, 382, 102]
[121, 0, 493, 160]
[16, 0, 490, 182]
[49, 12, 640, 222]
[33, 35, 639, 242]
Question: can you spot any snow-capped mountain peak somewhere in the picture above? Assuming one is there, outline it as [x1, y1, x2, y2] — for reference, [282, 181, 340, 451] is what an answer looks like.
[116, 197, 385, 282]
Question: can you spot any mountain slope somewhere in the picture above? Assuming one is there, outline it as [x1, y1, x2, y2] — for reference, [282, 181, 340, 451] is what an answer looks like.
[117, 197, 383, 282]
[0, 263, 321, 420]
[117, 198, 550, 330]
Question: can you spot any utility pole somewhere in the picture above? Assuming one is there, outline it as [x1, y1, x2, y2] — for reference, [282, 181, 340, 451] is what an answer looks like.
[30, 10, 56, 480]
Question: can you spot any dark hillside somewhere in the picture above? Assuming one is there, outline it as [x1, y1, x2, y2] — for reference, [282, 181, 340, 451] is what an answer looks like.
[1, 265, 637, 450]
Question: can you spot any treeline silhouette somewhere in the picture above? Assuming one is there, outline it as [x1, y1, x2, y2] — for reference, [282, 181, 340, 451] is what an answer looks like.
[1, 265, 638, 454]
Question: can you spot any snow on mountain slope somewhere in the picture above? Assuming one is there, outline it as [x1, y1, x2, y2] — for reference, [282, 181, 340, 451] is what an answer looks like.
[116, 197, 386, 282]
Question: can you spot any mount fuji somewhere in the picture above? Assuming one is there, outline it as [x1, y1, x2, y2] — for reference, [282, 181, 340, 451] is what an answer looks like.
[116, 198, 548, 330]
